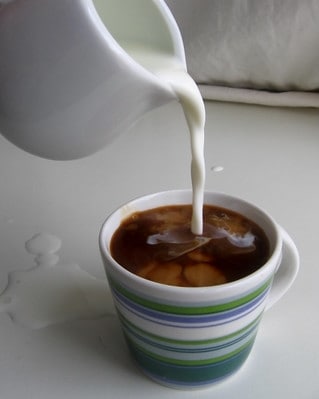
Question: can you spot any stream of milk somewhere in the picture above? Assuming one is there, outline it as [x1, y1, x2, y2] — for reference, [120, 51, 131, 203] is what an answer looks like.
[92, 0, 206, 233]
[126, 47, 206, 235]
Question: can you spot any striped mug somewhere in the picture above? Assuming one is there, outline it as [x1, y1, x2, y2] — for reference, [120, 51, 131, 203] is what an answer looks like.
[99, 190, 299, 389]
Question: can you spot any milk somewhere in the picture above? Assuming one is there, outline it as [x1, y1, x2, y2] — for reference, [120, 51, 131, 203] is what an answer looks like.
[125, 46, 206, 235]
[92, 0, 206, 234]
[0, 233, 114, 329]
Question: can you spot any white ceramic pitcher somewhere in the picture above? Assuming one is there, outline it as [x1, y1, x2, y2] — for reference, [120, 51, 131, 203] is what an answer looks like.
[0, 0, 185, 159]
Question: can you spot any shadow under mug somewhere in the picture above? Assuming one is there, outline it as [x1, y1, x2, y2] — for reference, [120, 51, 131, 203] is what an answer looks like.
[99, 190, 299, 389]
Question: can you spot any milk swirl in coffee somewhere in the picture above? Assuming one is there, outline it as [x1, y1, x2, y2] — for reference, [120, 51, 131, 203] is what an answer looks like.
[110, 204, 270, 287]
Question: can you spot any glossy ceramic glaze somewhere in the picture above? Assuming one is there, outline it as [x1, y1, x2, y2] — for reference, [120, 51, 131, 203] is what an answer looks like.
[99, 190, 299, 388]
[0, 0, 185, 159]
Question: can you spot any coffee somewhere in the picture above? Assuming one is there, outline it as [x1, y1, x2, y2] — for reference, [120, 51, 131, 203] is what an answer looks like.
[110, 204, 270, 287]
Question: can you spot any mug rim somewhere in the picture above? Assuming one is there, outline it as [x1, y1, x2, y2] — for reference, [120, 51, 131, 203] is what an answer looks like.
[99, 189, 282, 297]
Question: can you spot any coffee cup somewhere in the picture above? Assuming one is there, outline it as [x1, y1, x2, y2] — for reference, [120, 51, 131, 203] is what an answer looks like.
[99, 190, 299, 389]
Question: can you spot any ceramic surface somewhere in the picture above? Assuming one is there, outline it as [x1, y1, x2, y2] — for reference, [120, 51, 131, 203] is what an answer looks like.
[0, 0, 185, 159]
[99, 190, 299, 388]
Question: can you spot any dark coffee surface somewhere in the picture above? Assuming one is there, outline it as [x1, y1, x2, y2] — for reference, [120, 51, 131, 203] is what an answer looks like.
[110, 205, 270, 287]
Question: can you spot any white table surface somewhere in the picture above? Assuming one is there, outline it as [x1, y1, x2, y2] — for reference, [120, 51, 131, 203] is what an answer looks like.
[0, 100, 318, 398]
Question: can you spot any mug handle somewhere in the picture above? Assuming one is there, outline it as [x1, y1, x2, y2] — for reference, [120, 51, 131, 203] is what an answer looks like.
[265, 225, 300, 310]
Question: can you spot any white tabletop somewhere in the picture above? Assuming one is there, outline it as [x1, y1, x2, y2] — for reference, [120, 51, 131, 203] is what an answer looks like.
[0, 100, 318, 398]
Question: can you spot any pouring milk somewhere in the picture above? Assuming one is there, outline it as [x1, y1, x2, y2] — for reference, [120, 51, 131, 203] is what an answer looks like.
[91, 0, 206, 234]
[124, 46, 206, 235]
